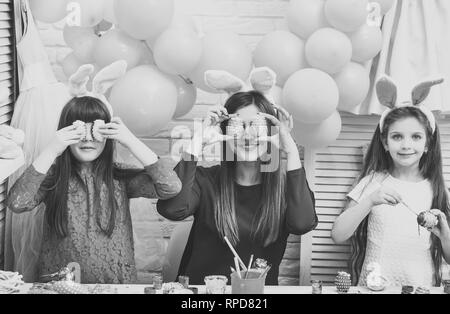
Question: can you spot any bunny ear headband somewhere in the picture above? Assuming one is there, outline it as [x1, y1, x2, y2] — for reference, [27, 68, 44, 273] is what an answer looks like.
[68, 60, 128, 117]
[204, 67, 278, 105]
[376, 75, 445, 134]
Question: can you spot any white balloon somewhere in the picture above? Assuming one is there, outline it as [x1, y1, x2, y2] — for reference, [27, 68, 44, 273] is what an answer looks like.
[334, 62, 370, 112]
[287, 0, 329, 39]
[153, 29, 202, 75]
[103, 0, 117, 24]
[293, 111, 342, 148]
[62, 53, 83, 78]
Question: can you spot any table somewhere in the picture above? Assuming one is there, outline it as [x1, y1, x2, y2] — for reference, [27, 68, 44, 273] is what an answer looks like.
[15, 284, 446, 294]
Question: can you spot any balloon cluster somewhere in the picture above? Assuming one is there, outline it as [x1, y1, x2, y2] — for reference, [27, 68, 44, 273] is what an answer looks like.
[32, 0, 200, 137]
[257, 0, 394, 148]
[31, 0, 395, 143]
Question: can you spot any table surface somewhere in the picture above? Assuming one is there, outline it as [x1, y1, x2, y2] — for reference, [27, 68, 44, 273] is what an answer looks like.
[16, 284, 446, 295]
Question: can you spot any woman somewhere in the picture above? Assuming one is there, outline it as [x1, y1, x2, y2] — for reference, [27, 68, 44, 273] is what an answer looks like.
[158, 91, 317, 285]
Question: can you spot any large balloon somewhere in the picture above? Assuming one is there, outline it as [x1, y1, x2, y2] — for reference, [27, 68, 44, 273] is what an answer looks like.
[103, 0, 117, 24]
[172, 76, 197, 119]
[254, 31, 308, 86]
[189, 31, 253, 93]
[115, 0, 174, 41]
[30, 0, 68, 23]
[334, 62, 370, 112]
[350, 24, 383, 63]
[63, 25, 95, 49]
[324, 0, 369, 33]
[93, 29, 143, 69]
[287, 0, 329, 40]
[305, 28, 352, 75]
[109, 65, 178, 137]
[293, 111, 342, 148]
[69, 0, 106, 27]
[72, 32, 98, 63]
[283, 68, 339, 123]
[61, 53, 83, 78]
[153, 29, 202, 75]
[371, 0, 395, 15]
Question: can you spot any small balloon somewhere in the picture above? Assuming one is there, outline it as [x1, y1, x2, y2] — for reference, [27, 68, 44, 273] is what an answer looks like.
[30, 0, 68, 24]
[72, 33, 98, 63]
[293, 111, 342, 148]
[93, 29, 143, 69]
[188, 31, 253, 93]
[324, 0, 369, 33]
[109, 65, 178, 137]
[283, 68, 339, 123]
[172, 76, 197, 119]
[61, 53, 83, 78]
[154, 28, 202, 75]
[63, 25, 95, 49]
[254, 31, 308, 86]
[334, 62, 370, 112]
[115, 0, 175, 40]
[287, 0, 329, 39]
[350, 24, 383, 63]
[305, 28, 352, 75]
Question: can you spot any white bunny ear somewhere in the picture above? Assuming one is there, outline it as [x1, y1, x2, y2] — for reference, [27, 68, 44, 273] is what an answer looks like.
[376, 76, 398, 109]
[204, 70, 246, 94]
[92, 60, 128, 95]
[250, 67, 277, 93]
[411, 78, 444, 105]
[69, 64, 95, 96]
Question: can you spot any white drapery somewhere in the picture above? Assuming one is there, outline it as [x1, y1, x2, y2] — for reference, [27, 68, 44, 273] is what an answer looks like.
[350, 0, 450, 115]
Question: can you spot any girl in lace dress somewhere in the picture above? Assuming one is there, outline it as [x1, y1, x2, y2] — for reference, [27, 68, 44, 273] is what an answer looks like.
[6, 95, 182, 284]
[332, 77, 450, 287]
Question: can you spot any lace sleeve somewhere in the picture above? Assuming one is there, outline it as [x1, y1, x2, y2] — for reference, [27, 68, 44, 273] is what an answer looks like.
[7, 165, 50, 213]
[117, 161, 182, 200]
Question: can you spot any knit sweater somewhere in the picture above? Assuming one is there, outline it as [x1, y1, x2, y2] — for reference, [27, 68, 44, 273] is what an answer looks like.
[157, 154, 318, 285]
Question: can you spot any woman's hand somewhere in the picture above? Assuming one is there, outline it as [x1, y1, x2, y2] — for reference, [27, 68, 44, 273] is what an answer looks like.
[100, 117, 137, 148]
[48, 125, 84, 157]
[368, 187, 402, 207]
[258, 106, 296, 154]
[198, 106, 234, 146]
[429, 209, 450, 240]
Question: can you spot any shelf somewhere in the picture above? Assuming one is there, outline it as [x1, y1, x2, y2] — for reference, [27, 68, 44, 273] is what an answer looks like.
[0, 151, 24, 182]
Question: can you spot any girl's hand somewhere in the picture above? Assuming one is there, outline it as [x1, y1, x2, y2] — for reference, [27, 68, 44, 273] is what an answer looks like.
[100, 117, 137, 147]
[199, 106, 234, 146]
[369, 187, 402, 207]
[258, 107, 296, 154]
[48, 125, 84, 157]
[429, 209, 450, 239]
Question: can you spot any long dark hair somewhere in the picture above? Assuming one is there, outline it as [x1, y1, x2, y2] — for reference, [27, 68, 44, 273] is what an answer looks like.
[350, 107, 449, 286]
[215, 91, 286, 247]
[43, 96, 138, 238]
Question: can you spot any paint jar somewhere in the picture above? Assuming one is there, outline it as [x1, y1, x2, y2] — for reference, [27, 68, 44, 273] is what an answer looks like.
[311, 280, 323, 294]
